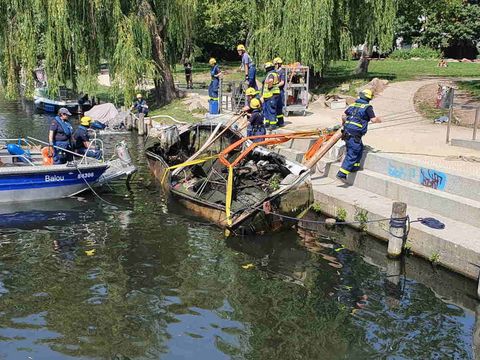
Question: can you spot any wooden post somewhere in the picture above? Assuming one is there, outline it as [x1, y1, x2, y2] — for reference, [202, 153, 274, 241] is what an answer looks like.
[138, 113, 145, 136]
[386, 258, 401, 286]
[126, 113, 133, 131]
[303, 128, 343, 169]
[474, 106, 479, 141]
[146, 117, 152, 135]
[387, 202, 407, 258]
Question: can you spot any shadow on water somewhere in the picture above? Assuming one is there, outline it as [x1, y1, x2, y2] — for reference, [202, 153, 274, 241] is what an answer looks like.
[0, 96, 477, 359]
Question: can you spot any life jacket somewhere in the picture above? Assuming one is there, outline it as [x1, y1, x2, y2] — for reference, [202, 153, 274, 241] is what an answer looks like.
[53, 116, 73, 140]
[344, 99, 372, 136]
[262, 71, 279, 98]
[276, 67, 286, 90]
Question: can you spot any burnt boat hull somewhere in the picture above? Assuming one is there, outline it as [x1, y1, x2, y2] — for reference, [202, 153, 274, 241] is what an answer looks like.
[146, 150, 313, 235]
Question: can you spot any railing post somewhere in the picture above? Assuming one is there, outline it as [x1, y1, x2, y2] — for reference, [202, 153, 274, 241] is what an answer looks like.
[446, 87, 454, 144]
[474, 106, 479, 141]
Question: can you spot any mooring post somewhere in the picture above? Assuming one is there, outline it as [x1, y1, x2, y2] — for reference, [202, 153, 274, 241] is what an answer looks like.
[138, 113, 145, 136]
[126, 113, 133, 131]
[387, 202, 408, 258]
[146, 117, 152, 135]
[473, 106, 479, 141]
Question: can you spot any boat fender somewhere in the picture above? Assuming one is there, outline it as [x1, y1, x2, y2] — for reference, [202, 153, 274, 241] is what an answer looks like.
[7, 144, 31, 163]
[41, 147, 53, 166]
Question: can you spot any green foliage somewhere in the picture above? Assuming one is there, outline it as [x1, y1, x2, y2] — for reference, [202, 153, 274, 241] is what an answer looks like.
[457, 80, 480, 101]
[396, 0, 480, 54]
[248, 0, 397, 74]
[354, 208, 368, 232]
[430, 251, 440, 264]
[311, 202, 322, 214]
[269, 174, 281, 191]
[0, 0, 195, 104]
[389, 47, 441, 60]
[336, 208, 347, 222]
[193, 0, 248, 58]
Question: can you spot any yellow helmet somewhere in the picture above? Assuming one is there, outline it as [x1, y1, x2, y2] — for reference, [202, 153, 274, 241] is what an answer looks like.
[273, 57, 283, 64]
[250, 98, 261, 109]
[245, 87, 256, 96]
[237, 44, 246, 51]
[80, 116, 92, 126]
[136, 93, 142, 99]
[209, 57, 217, 65]
[359, 89, 374, 100]
[264, 62, 274, 69]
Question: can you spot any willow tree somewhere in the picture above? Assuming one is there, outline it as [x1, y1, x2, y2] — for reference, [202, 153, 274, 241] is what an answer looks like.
[0, 0, 194, 105]
[247, 0, 397, 75]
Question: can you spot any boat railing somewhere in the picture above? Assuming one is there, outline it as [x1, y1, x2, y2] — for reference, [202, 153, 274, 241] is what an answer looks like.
[79, 138, 105, 164]
[0, 138, 35, 147]
[0, 154, 36, 166]
[27, 136, 104, 165]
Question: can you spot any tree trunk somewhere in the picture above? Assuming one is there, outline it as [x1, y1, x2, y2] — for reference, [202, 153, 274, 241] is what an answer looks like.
[152, 33, 177, 107]
[355, 43, 370, 75]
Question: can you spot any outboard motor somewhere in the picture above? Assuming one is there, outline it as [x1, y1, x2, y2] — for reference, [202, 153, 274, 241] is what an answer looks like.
[115, 140, 133, 165]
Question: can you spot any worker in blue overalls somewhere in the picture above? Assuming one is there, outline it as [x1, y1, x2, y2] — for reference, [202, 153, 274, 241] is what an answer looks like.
[261, 62, 280, 130]
[237, 44, 257, 91]
[247, 98, 266, 143]
[73, 116, 103, 160]
[208, 57, 222, 114]
[337, 89, 382, 183]
[48, 107, 74, 164]
[274, 57, 286, 127]
[131, 93, 149, 115]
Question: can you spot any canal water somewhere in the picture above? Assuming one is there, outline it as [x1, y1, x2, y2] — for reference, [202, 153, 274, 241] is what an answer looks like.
[0, 97, 477, 359]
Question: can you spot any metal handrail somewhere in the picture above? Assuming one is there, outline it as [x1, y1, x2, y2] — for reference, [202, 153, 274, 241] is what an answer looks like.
[0, 154, 36, 166]
[80, 138, 105, 164]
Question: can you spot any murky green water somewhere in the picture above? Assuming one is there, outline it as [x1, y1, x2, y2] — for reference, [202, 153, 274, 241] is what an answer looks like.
[0, 97, 477, 359]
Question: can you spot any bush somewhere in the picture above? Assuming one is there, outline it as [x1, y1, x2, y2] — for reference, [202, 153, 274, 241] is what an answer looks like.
[389, 47, 441, 60]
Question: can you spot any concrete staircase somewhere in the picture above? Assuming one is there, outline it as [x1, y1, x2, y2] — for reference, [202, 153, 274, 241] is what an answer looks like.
[273, 138, 480, 280]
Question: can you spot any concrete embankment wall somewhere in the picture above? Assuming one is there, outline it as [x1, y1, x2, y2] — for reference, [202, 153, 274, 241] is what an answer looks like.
[278, 140, 480, 280]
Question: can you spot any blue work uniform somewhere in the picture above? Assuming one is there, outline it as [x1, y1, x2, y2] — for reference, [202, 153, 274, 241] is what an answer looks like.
[208, 64, 221, 114]
[242, 52, 257, 90]
[73, 125, 102, 160]
[133, 99, 149, 115]
[276, 67, 286, 126]
[262, 71, 279, 128]
[337, 98, 376, 178]
[247, 108, 266, 142]
[50, 116, 73, 164]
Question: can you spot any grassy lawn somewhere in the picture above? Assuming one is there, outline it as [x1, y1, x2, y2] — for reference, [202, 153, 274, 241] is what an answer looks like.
[148, 99, 204, 123]
[457, 80, 480, 100]
[317, 59, 480, 95]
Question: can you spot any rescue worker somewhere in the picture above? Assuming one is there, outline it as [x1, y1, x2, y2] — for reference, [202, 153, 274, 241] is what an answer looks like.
[336, 89, 382, 182]
[247, 98, 266, 143]
[131, 93, 149, 115]
[48, 107, 74, 164]
[241, 87, 259, 116]
[184, 61, 193, 89]
[261, 62, 280, 130]
[274, 57, 286, 127]
[237, 44, 257, 90]
[73, 116, 103, 160]
[208, 57, 222, 114]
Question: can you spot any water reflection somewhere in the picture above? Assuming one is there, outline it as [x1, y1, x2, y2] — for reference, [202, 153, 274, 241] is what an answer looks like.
[0, 96, 476, 359]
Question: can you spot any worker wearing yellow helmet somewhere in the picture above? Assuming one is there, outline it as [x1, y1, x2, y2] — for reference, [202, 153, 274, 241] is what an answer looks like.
[208, 57, 222, 114]
[241, 87, 260, 115]
[237, 44, 257, 91]
[246, 98, 266, 142]
[261, 62, 280, 129]
[73, 116, 103, 160]
[337, 88, 382, 183]
[273, 57, 286, 127]
[131, 93, 149, 115]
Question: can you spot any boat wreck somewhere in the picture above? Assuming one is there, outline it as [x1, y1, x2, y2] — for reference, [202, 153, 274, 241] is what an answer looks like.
[145, 121, 321, 235]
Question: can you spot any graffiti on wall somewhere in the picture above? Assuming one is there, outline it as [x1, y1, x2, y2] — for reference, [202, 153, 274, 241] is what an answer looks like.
[387, 162, 447, 190]
[419, 168, 447, 190]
